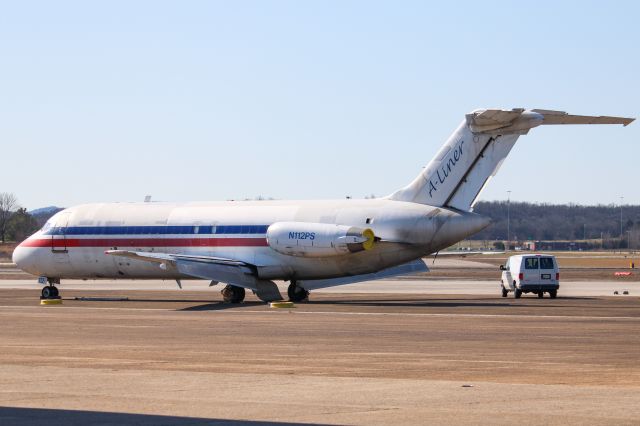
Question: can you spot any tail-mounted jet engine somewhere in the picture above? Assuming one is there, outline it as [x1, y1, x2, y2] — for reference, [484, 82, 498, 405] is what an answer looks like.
[266, 222, 375, 258]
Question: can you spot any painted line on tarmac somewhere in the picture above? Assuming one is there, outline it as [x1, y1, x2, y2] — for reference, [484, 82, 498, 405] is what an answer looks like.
[243, 310, 640, 321]
[0, 305, 638, 321]
[0, 305, 171, 312]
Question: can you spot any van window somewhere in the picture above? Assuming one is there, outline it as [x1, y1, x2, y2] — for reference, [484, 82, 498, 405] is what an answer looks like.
[539, 257, 554, 269]
[524, 257, 539, 270]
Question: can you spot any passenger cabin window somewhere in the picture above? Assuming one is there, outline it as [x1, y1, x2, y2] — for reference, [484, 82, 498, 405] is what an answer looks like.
[539, 257, 554, 269]
[524, 258, 539, 270]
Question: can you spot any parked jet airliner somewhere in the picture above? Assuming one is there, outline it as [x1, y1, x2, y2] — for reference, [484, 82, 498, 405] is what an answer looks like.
[13, 109, 634, 302]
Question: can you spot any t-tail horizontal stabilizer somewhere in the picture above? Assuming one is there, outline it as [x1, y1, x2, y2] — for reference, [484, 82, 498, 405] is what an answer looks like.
[466, 108, 634, 135]
[388, 108, 634, 212]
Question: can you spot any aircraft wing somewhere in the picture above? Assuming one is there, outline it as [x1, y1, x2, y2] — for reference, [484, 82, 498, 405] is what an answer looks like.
[105, 250, 263, 292]
[105, 250, 247, 267]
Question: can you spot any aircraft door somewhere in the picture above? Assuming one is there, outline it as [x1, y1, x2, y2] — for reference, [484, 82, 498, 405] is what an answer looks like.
[51, 211, 71, 254]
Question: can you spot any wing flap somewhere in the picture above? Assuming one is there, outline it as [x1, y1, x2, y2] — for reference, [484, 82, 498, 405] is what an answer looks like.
[174, 260, 259, 290]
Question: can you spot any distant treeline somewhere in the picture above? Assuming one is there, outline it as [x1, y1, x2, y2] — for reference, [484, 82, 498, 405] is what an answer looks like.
[472, 201, 640, 242]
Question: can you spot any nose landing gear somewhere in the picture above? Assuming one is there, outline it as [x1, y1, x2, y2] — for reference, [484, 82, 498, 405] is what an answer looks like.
[40, 277, 61, 300]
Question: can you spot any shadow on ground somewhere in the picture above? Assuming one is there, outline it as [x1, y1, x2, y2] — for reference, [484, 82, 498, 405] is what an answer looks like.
[0, 407, 319, 426]
[308, 296, 595, 309]
[64, 293, 598, 312]
[180, 301, 266, 311]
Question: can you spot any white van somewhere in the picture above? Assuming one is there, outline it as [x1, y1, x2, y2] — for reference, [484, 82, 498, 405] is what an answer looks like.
[500, 254, 559, 298]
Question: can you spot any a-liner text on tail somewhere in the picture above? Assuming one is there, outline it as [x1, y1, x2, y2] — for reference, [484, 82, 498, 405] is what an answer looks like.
[388, 108, 634, 212]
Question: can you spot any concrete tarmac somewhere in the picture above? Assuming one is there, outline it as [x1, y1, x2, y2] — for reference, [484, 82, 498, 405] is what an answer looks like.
[1, 277, 637, 296]
[0, 281, 639, 425]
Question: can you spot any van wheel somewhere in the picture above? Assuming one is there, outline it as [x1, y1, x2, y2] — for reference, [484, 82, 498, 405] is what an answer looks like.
[537, 291, 544, 298]
[549, 290, 557, 298]
[501, 287, 508, 297]
[514, 289, 522, 299]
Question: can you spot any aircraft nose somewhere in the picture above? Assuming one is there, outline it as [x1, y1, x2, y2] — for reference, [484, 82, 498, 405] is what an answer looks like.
[12, 243, 35, 273]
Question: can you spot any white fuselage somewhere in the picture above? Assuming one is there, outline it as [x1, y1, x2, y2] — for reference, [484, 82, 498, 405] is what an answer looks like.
[13, 199, 489, 281]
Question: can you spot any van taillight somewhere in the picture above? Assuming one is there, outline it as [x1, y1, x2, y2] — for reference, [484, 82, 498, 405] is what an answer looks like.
[556, 272, 560, 280]
[518, 273, 523, 280]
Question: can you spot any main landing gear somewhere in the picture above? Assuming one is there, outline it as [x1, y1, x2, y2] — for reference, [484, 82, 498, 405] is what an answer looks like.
[40, 277, 61, 300]
[221, 284, 245, 304]
[287, 281, 309, 302]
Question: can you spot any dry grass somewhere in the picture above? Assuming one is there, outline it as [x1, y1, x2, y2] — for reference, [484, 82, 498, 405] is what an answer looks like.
[432, 251, 640, 281]
[471, 251, 639, 268]
[0, 243, 17, 261]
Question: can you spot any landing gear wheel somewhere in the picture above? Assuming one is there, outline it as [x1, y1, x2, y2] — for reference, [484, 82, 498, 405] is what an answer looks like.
[41, 286, 59, 299]
[537, 291, 544, 298]
[549, 290, 557, 299]
[514, 288, 522, 299]
[287, 281, 309, 302]
[501, 286, 508, 298]
[221, 285, 245, 303]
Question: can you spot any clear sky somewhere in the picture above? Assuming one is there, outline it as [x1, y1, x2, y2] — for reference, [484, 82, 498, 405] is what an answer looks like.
[1, 1, 638, 210]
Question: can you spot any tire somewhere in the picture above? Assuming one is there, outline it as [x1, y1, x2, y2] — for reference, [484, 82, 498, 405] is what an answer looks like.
[222, 285, 245, 303]
[537, 291, 543, 298]
[288, 282, 309, 302]
[52, 286, 59, 297]
[514, 288, 522, 299]
[501, 287, 508, 297]
[549, 290, 557, 299]
[41, 286, 54, 299]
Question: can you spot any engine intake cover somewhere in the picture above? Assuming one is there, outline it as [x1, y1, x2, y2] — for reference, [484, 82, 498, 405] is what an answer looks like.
[266, 222, 375, 258]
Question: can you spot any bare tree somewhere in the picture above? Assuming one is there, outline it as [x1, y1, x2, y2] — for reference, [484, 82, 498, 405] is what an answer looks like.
[0, 193, 18, 243]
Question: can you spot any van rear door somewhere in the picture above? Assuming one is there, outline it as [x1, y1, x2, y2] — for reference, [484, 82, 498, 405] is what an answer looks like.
[539, 256, 556, 283]
[522, 256, 539, 284]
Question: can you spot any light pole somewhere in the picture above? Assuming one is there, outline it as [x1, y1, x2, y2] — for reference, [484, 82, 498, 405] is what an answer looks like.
[620, 196, 624, 249]
[507, 190, 511, 252]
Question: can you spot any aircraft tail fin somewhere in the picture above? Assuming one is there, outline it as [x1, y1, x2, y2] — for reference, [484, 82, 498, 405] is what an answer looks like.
[387, 108, 634, 211]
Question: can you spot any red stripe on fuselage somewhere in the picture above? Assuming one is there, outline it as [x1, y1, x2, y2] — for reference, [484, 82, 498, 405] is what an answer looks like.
[20, 238, 268, 248]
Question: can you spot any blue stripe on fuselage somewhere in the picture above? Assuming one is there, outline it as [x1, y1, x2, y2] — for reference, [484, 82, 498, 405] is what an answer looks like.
[43, 225, 269, 236]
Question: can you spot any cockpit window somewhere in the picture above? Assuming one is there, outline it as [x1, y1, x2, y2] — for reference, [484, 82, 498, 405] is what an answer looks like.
[41, 221, 52, 233]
